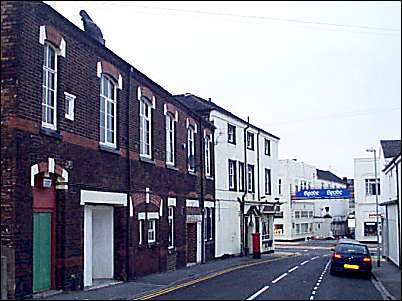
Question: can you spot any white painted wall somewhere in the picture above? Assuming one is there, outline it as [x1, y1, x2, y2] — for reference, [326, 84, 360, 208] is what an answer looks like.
[211, 110, 279, 256]
[354, 157, 385, 242]
[275, 159, 348, 241]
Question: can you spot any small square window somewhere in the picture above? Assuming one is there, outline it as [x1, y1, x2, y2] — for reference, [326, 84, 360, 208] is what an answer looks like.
[64, 92, 76, 121]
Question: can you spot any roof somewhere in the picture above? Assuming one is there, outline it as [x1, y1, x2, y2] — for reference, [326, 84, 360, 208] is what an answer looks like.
[316, 169, 346, 185]
[338, 239, 365, 246]
[380, 140, 401, 159]
[175, 93, 280, 140]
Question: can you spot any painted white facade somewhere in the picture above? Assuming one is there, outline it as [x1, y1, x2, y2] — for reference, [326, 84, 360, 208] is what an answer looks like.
[211, 109, 280, 257]
[275, 159, 348, 241]
[380, 152, 401, 267]
[354, 157, 385, 242]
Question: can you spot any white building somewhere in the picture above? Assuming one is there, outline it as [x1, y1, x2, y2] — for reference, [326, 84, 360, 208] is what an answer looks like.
[175, 94, 280, 257]
[354, 157, 385, 242]
[379, 140, 401, 268]
[274, 159, 348, 241]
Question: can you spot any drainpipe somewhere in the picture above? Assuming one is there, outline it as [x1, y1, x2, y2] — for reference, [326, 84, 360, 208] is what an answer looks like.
[395, 160, 401, 268]
[241, 117, 250, 256]
[199, 117, 206, 264]
[125, 66, 133, 280]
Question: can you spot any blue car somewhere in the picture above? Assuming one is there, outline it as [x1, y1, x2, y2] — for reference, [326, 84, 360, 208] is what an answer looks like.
[330, 239, 372, 278]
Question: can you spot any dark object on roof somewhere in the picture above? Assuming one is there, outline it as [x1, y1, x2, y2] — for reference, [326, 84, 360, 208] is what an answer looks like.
[175, 93, 280, 140]
[79, 10, 105, 45]
[317, 169, 346, 185]
[380, 140, 401, 159]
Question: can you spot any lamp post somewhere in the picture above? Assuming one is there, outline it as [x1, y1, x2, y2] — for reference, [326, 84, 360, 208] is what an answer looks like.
[366, 148, 381, 267]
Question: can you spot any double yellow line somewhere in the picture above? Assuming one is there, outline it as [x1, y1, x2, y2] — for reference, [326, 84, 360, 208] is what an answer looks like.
[134, 253, 297, 300]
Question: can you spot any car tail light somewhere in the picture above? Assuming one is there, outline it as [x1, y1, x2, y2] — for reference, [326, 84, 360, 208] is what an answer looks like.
[363, 257, 371, 263]
[333, 253, 342, 259]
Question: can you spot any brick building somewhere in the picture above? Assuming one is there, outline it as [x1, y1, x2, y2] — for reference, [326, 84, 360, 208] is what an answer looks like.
[1, 1, 215, 298]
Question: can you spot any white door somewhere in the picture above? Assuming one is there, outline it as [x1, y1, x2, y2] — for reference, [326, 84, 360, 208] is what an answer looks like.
[84, 205, 114, 287]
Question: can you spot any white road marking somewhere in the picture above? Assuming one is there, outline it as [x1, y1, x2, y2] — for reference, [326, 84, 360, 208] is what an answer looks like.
[288, 266, 299, 273]
[246, 286, 269, 300]
[272, 273, 288, 284]
[308, 260, 331, 300]
[311, 256, 320, 260]
[300, 260, 309, 265]
[310, 296, 314, 300]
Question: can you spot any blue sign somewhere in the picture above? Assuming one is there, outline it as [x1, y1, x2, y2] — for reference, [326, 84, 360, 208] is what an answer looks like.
[295, 188, 350, 199]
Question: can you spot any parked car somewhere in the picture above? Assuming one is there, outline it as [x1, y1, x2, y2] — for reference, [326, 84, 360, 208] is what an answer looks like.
[330, 239, 372, 278]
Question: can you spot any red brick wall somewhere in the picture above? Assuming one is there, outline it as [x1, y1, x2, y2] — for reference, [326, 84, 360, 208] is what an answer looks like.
[1, 1, 216, 298]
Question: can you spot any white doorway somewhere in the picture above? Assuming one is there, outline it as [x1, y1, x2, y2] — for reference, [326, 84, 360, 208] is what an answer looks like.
[84, 205, 114, 287]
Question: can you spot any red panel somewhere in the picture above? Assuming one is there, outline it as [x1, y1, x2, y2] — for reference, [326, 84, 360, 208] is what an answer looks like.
[33, 175, 56, 210]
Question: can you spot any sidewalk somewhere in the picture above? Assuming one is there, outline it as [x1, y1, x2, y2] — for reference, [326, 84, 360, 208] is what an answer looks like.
[372, 259, 401, 300]
[41, 251, 295, 300]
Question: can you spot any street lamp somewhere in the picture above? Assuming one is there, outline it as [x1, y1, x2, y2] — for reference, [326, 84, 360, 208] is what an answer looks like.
[366, 147, 381, 267]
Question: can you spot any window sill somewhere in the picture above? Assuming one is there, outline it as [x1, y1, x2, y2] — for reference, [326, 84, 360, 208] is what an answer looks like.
[140, 156, 156, 165]
[188, 170, 197, 176]
[206, 176, 214, 181]
[40, 127, 63, 140]
[99, 144, 120, 155]
[166, 164, 179, 171]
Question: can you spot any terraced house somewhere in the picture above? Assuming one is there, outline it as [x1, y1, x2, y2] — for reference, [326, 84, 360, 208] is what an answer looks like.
[1, 1, 215, 298]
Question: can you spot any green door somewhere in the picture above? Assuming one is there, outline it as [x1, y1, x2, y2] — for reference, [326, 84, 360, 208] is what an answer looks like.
[33, 212, 51, 292]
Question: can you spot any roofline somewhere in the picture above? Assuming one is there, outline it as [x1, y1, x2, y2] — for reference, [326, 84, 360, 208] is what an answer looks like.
[38, 2, 214, 128]
[175, 94, 280, 140]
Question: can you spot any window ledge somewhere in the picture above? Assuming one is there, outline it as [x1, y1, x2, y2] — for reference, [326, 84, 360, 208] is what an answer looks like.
[140, 156, 156, 165]
[188, 170, 197, 176]
[206, 176, 214, 181]
[99, 144, 120, 155]
[40, 127, 63, 140]
[166, 164, 179, 171]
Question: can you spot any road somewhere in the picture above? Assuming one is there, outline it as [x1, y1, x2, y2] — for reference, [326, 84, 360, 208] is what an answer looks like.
[148, 242, 382, 300]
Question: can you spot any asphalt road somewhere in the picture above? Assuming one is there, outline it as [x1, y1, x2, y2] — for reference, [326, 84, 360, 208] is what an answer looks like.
[150, 246, 383, 300]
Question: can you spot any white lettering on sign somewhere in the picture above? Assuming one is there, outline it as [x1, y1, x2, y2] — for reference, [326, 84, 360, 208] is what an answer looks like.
[326, 189, 343, 197]
[303, 190, 320, 197]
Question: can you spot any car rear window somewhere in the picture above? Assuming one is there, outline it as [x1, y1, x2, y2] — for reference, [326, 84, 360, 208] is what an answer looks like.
[335, 243, 368, 255]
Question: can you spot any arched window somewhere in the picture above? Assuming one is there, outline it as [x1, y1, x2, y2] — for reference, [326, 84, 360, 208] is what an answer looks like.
[42, 42, 57, 130]
[100, 74, 117, 147]
[140, 96, 152, 157]
[187, 126, 195, 171]
[165, 113, 175, 165]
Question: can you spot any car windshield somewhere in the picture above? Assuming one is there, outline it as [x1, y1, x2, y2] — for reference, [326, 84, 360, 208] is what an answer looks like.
[336, 243, 368, 255]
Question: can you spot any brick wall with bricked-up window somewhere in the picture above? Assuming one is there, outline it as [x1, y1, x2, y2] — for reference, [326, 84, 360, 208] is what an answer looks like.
[1, 1, 215, 298]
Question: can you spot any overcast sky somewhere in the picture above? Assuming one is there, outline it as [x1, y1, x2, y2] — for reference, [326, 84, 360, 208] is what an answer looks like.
[46, 1, 401, 179]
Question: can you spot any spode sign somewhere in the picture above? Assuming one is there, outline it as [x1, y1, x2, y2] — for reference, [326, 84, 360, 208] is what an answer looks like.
[295, 188, 350, 199]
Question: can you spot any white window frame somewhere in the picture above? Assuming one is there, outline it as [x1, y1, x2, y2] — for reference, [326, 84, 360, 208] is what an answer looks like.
[99, 74, 117, 148]
[247, 132, 254, 150]
[365, 178, 381, 196]
[139, 220, 143, 244]
[228, 160, 235, 190]
[205, 135, 211, 177]
[166, 113, 175, 165]
[265, 168, 271, 195]
[140, 97, 152, 158]
[148, 219, 156, 243]
[247, 164, 254, 192]
[187, 126, 195, 172]
[64, 92, 75, 121]
[239, 162, 245, 191]
[168, 206, 174, 248]
[42, 42, 57, 130]
[227, 123, 236, 143]
[264, 139, 271, 156]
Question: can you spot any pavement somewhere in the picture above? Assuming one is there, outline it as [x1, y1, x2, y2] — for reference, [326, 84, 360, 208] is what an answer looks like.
[41, 251, 296, 300]
[371, 259, 401, 300]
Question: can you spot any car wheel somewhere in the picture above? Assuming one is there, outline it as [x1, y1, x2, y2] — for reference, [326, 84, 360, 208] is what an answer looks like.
[364, 272, 372, 279]
[330, 267, 337, 276]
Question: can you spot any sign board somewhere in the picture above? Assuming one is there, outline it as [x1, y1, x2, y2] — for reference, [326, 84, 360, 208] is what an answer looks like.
[43, 178, 52, 188]
[295, 188, 350, 199]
